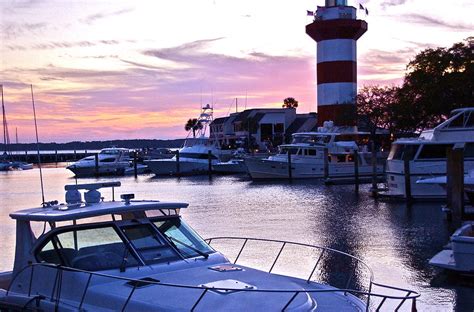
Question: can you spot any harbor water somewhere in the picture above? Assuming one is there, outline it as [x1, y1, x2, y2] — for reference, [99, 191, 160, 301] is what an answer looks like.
[0, 166, 473, 311]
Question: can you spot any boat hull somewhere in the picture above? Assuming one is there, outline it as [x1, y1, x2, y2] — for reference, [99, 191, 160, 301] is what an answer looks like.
[146, 159, 216, 175]
[212, 160, 248, 174]
[245, 157, 384, 180]
[66, 164, 129, 177]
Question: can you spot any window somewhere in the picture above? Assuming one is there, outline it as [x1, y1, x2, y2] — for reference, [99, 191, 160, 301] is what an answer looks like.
[154, 218, 213, 259]
[464, 143, 474, 158]
[180, 153, 218, 160]
[308, 149, 317, 156]
[100, 158, 116, 163]
[121, 224, 179, 264]
[36, 226, 137, 271]
[280, 148, 298, 155]
[447, 114, 464, 128]
[387, 144, 419, 160]
[274, 123, 284, 133]
[418, 144, 452, 159]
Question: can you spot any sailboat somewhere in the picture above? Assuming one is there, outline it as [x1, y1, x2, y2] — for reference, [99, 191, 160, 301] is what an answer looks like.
[1, 85, 33, 170]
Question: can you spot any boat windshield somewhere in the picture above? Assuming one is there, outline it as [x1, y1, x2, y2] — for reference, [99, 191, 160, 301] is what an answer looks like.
[36, 225, 139, 271]
[291, 134, 330, 145]
[35, 217, 213, 271]
[153, 218, 213, 259]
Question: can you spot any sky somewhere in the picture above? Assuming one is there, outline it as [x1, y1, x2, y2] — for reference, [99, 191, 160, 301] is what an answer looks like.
[1, 0, 472, 143]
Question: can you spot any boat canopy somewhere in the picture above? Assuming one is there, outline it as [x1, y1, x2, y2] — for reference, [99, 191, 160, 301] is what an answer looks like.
[10, 201, 188, 222]
[10, 181, 188, 222]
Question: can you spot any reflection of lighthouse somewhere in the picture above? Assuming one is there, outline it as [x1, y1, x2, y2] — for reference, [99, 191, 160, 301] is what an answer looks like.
[306, 0, 367, 127]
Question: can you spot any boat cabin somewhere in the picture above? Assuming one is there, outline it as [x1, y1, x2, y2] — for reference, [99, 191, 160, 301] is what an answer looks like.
[8, 182, 213, 277]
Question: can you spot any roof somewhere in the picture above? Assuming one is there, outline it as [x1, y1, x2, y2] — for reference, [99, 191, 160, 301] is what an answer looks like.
[286, 117, 308, 134]
[10, 200, 189, 222]
[210, 117, 228, 125]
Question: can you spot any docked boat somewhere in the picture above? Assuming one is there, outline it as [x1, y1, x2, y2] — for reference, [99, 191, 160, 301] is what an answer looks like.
[146, 105, 223, 176]
[0, 161, 12, 171]
[416, 169, 474, 205]
[429, 222, 474, 273]
[213, 149, 248, 174]
[382, 108, 474, 200]
[66, 147, 131, 177]
[0, 181, 419, 311]
[245, 122, 384, 180]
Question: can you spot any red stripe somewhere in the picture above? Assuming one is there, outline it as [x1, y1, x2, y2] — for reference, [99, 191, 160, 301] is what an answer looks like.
[317, 61, 356, 84]
[306, 19, 367, 42]
[317, 104, 356, 126]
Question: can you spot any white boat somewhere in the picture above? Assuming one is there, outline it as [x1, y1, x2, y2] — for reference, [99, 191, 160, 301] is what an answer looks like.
[213, 149, 248, 174]
[245, 122, 384, 180]
[383, 108, 474, 200]
[124, 163, 149, 175]
[146, 105, 223, 176]
[429, 222, 474, 273]
[66, 147, 131, 177]
[0, 181, 419, 311]
[10, 161, 33, 170]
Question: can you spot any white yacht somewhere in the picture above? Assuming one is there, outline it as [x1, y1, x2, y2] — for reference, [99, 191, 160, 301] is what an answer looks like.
[0, 181, 419, 311]
[146, 105, 223, 176]
[66, 147, 131, 177]
[245, 122, 384, 180]
[383, 108, 474, 200]
[429, 222, 474, 273]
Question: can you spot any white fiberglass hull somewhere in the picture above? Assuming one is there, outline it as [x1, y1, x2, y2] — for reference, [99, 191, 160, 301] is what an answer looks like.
[67, 163, 130, 177]
[245, 157, 383, 180]
[146, 159, 216, 175]
[385, 160, 474, 200]
[212, 160, 247, 174]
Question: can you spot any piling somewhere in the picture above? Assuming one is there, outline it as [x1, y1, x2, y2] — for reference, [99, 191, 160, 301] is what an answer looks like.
[403, 155, 412, 204]
[447, 143, 465, 224]
[176, 150, 180, 176]
[324, 147, 329, 180]
[371, 141, 377, 195]
[74, 150, 77, 161]
[287, 150, 293, 181]
[55, 150, 58, 164]
[208, 150, 212, 178]
[133, 151, 138, 179]
[94, 154, 99, 176]
[25, 150, 28, 163]
[354, 150, 359, 193]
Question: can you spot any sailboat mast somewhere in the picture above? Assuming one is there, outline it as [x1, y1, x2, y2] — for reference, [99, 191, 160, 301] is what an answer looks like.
[1, 85, 9, 155]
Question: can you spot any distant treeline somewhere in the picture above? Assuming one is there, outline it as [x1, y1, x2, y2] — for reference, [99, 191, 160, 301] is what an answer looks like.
[1, 139, 185, 151]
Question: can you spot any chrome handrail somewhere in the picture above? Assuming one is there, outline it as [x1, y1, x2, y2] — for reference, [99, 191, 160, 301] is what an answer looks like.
[5, 237, 420, 312]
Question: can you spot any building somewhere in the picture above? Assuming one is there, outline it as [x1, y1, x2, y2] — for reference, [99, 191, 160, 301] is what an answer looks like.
[306, 0, 367, 127]
[210, 109, 317, 151]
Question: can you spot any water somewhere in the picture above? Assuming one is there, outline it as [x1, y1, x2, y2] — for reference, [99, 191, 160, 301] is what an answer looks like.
[0, 166, 473, 311]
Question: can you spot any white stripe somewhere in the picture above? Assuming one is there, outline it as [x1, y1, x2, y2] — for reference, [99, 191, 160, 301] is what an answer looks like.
[317, 83, 356, 106]
[317, 39, 356, 63]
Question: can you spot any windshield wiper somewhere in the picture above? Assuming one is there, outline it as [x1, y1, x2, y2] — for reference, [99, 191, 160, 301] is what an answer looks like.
[165, 235, 209, 259]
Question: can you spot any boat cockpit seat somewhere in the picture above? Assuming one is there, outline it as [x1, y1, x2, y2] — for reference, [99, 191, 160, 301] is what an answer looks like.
[38, 248, 78, 266]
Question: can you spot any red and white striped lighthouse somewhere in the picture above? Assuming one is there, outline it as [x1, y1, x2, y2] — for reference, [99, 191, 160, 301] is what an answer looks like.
[306, 0, 367, 127]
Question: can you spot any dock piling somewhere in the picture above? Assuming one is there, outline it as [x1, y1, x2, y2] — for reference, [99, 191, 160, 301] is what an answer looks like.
[324, 148, 329, 180]
[94, 154, 99, 176]
[133, 151, 138, 179]
[403, 156, 412, 204]
[354, 150, 359, 193]
[447, 143, 465, 224]
[208, 150, 212, 178]
[176, 150, 180, 176]
[287, 150, 293, 181]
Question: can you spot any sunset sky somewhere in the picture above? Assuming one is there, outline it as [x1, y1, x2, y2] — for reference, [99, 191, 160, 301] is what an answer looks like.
[1, 0, 472, 143]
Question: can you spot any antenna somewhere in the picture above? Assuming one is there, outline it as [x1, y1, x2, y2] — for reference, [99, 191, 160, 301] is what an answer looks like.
[235, 97, 238, 113]
[30, 85, 46, 206]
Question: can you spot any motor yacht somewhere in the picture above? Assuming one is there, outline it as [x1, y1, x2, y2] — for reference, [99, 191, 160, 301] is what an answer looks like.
[382, 108, 474, 200]
[146, 105, 224, 176]
[245, 122, 384, 180]
[66, 147, 131, 177]
[0, 181, 419, 311]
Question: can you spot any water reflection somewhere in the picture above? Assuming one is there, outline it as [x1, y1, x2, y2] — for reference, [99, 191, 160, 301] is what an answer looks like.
[0, 169, 473, 310]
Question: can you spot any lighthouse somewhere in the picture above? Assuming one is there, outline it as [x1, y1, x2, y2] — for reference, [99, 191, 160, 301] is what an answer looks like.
[306, 0, 367, 127]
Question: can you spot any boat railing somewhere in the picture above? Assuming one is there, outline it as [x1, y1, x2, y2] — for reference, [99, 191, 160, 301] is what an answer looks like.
[6, 237, 420, 311]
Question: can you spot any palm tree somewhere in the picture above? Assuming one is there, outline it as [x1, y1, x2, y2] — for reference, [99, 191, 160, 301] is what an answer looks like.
[282, 97, 298, 109]
[185, 118, 203, 138]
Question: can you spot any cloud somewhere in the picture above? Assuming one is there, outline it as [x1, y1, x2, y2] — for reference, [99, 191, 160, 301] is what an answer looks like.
[402, 13, 473, 31]
[1, 22, 48, 40]
[6, 39, 121, 51]
[381, 0, 408, 8]
[80, 8, 134, 24]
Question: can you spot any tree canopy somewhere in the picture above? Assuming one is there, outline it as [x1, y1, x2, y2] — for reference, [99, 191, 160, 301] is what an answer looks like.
[184, 118, 203, 138]
[357, 37, 473, 135]
[282, 97, 298, 109]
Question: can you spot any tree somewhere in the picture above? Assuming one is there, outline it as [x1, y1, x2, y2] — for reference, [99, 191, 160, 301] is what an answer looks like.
[282, 97, 298, 109]
[184, 118, 203, 138]
[401, 37, 473, 129]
